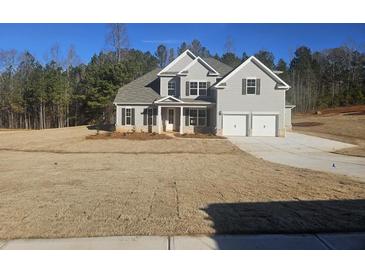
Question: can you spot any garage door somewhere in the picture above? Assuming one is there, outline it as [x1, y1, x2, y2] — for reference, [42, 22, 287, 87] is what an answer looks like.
[252, 115, 277, 136]
[223, 114, 247, 136]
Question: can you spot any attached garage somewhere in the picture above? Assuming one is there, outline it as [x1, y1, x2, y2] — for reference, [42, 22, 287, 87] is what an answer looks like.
[252, 115, 277, 136]
[222, 114, 248, 136]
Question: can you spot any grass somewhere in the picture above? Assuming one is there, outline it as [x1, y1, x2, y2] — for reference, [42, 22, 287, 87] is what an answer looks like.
[0, 126, 364, 239]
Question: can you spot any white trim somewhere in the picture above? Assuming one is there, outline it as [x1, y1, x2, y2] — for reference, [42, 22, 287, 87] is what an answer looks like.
[251, 111, 280, 115]
[154, 96, 183, 103]
[167, 79, 176, 96]
[214, 56, 290, 89]
[124, 107, 132, 126]
[177, 56, 219, 76]
[221, 111, 250, 115]
[246, 77, 257, 95]
[188, 108, 207, 127]
[188, 80, 208, 96]
[157, 49, 196, 76]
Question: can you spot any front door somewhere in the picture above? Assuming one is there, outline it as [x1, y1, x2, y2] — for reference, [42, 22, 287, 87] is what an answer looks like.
[166, 108, 174, 131]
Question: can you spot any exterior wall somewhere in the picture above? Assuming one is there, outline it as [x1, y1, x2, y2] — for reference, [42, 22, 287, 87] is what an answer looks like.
[182, 105, 215, 134]
[115, 104, 214, 134]
[285, 107, 293, 130]
[216, 61, 286, 136]
[179, 61, 218, 100]
[115, 104, 158, 133]
[165, 54, 195, 73]
[160, 76, 180, 98]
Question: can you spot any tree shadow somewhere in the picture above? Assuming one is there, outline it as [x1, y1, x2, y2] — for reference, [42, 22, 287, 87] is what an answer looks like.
[201, 199, 365, 249]
[87, 123, 115, 132]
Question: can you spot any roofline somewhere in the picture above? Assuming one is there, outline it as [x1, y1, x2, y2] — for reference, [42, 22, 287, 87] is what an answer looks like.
[157, 49, 196, 76]
[214, 56, 290, 89]
[177, 56, 220, 76]
[154, 95, 183, 103]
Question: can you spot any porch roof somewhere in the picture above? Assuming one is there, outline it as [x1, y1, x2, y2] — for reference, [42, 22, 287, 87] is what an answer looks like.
[153, 97, 215, 106]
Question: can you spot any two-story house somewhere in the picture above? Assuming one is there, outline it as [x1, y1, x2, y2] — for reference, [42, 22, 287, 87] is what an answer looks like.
[113, 49, 293, 137]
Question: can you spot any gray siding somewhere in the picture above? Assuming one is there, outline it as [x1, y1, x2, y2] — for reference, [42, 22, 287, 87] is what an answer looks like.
[115, 105, 158, 132]
[164, 54, 194, 73]
[180, 60, 218, 100]
[216, 61, 286, 135]
[160, 76, 181, 97]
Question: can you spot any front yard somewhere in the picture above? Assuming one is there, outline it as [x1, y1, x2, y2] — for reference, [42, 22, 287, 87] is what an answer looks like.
[0, 126, 364, 239]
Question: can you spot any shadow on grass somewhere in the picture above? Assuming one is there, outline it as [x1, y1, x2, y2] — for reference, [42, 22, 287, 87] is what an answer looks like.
[87, 123, 115, 132]
[201, 199, 365, 249]
[202, 199, 365, 235]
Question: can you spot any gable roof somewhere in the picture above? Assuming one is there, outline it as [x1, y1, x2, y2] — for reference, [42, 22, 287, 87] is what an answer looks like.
[177, 56, 220, 76]
[114, 68, 161, 104]
[214, 56, 290, 89]
[154, 96, 183, 103]
[157, 49, 196, 76]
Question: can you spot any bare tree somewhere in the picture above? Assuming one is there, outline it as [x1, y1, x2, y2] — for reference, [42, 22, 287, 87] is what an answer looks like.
[106, 23, 129, 62]
[224, 35, 235, 53]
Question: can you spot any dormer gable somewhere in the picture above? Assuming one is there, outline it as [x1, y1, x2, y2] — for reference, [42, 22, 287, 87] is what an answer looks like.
[157, 50, 196, 76]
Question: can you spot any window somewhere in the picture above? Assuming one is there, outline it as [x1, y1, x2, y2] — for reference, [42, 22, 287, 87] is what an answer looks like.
[190, 82, 198, 95]
[125, 108, 131, 125]
[168, 80, 176, 96]
[246, 79, 256, 94]
[189, 109, 197, 125]
[190, 81, 208, 96]
[199, 82, 207, 96]
[198, 109, 206, 126]
[189, 108, 206, 126]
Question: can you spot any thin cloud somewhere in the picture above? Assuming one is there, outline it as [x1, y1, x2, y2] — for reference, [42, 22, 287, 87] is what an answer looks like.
[142, 39, 182, 44]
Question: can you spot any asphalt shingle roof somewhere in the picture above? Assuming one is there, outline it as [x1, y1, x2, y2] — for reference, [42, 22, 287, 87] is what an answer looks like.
[113, 68, 161, 104]
[202, 57, 233, 76]
[114, 58, 233, 104]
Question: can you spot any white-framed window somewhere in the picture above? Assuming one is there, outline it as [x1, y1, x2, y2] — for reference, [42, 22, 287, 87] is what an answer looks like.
[168, 80, 176, 96]
[246, 78, 256, 95]
[189, 108, 206, 126]
[125, 108, 132, 125]
[190, 81, 208, 96]
[190, 82, 198, 95]
[199, 82, 207, 96]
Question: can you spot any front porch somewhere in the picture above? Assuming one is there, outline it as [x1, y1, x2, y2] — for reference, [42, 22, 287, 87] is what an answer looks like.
[155, 103, 214, 134]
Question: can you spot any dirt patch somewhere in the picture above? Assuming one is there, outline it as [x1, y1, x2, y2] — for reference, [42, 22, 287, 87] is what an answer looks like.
[318, 104, 365, 115]
[292, 122, 324, 127]
[293, 107, 365, 157]
[175, 133, 225, 139]
[86, 131, 172, 140]
[0, 126, 364, 239]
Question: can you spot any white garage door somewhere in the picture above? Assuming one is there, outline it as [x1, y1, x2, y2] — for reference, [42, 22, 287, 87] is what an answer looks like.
[223, 114, 247, 136]
[252, 115, 277, 136]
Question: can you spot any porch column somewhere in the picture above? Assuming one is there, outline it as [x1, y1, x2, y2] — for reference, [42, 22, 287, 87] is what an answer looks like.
[157, 105, 162, 134]
[180, 106, 183, 134]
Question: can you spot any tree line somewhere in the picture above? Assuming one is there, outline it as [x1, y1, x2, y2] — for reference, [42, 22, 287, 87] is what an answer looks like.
[1, 25, 364, 129]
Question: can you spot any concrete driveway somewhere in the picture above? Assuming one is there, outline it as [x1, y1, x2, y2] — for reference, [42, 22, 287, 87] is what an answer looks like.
[228, 132, 365, 182]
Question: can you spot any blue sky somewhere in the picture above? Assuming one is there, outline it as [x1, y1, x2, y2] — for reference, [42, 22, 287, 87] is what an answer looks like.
[0, 23, 364, 64]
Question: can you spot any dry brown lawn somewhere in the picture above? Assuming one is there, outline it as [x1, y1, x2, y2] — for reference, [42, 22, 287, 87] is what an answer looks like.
[293, 105, 365, 157]
[0, 126, 364, 240]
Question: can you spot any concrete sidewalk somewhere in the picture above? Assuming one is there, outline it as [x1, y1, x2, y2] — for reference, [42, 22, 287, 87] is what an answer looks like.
[1, 233, 364, 250]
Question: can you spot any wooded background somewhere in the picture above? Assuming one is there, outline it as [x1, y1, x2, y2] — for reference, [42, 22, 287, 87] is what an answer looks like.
[1, 24, 364, 129]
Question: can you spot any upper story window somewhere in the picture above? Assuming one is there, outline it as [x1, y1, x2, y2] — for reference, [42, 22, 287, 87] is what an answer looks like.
[246, 79, 256, 95]
[168, 80, 176, 96]
[190, 82, 198, 95]
[190, 81, 207, 96]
